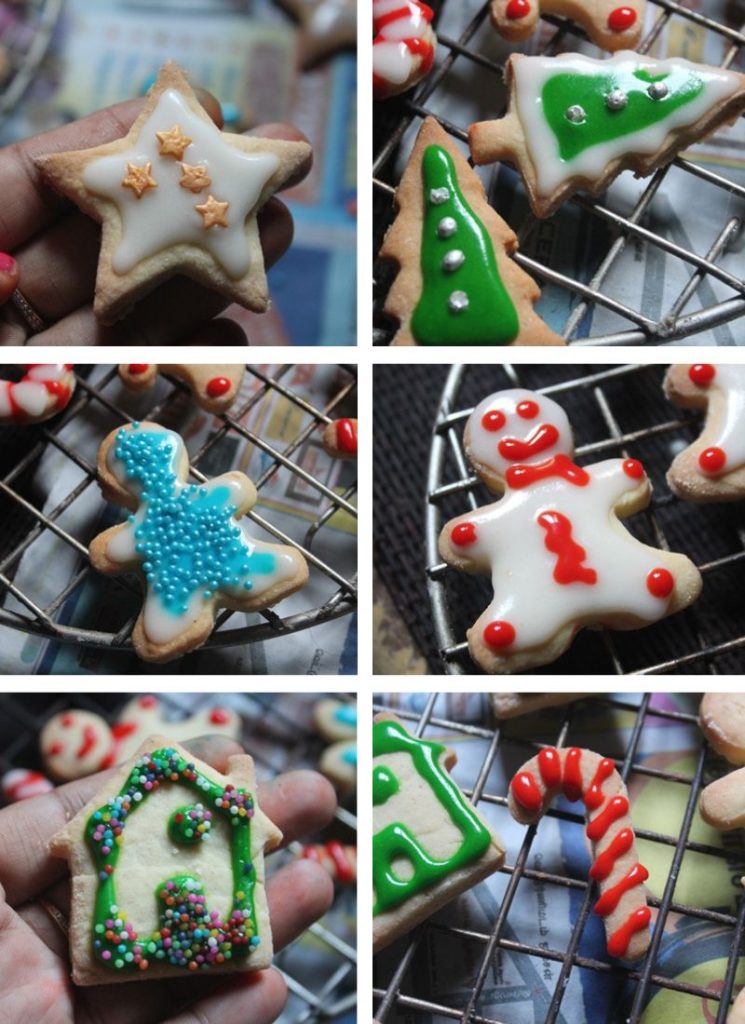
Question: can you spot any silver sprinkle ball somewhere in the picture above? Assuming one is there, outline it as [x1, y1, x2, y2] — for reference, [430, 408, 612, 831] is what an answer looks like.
[647, 81, 669, 100]
[442, 249, 465, 272]
[605, 89, 628, 111]
[565, 105, 586, 124]
[448, 290, 469, 313]
[437, 217, 457, 238]
[430, 187, 450, 205]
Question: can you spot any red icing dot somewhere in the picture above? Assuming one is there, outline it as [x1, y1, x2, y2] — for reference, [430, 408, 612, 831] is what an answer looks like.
[47, 742, 64, 756]
[206, 376, 231, 398]
[623, 459, 645, 480]
[451, 522, 477, 547]
[517, 400, 539, 419]
[61, 713, 73, 727]
[128, 364, 149, 375]
[688, 363, 716, 388]
[139, 695, 157, 709]
[481, 409, 506, 432]
[209, 708, 231, 725]
[483, 620, 516, 649]
[608, 6, 637, 32]
[647, 568, 674, 599]
[506, 0, 530, 19]
[699, 446, 726, 474]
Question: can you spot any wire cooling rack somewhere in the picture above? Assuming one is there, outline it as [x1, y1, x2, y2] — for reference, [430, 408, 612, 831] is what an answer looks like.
[0, 691, 357, 1024]
[373, 0, 745, 344]
[373, 692, 745, 1024]
[0, 364, 357, 661]
[425, 362, 745, 675]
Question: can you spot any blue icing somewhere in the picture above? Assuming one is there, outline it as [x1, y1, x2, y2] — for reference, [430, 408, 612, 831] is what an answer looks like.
[333, 705, 357, 727]
[342, 747, 357, 766]
[114, 424, 276, 618]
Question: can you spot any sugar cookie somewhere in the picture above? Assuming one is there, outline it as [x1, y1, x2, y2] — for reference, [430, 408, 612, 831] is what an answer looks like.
[489, 1, 644, 52]
[119, 363, 245, 414]
[0, 364, 75, 425]
[300, 841, 357, 884]
[491, 693, 591, 719]
[373, 0, 437, 100]
[322, 418, 357, 459]
[698, 693, 745, 765]
[1, 767, 54, 802]
[41, 709, 115, 782]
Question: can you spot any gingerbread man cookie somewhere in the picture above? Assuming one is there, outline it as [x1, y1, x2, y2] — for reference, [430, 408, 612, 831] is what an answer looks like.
[664, 364, 745, 503]
[373, 0, 437, 100]
[490, 1, 644, 52]
[510, 746, 651, 960]
[89, 421, 308, 662]
[35, 62, 311, 323]
[439, 388, 702, 673]
[322, 418, 357, 460]
[49, 736, 282, 985]
[119, 363, 245, 414]
[0, 364, 75, 425]
[469, 52, 745, 218]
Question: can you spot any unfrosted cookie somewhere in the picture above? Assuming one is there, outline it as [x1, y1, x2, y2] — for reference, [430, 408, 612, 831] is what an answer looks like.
[699, 693, 745, 765]
[35, 62, 311, 323]
[49, 736, 281, 985]
[509, 745, 651, 960]
[41, 709, 115, 782]
[89, 421, 308, 662]
[469, 52, 745, 218]
[119, 363, 245, 414]
[0, 364, 75, 425]
[489, 0, 644, 51]
[373, 0, 437, 100]
[373, 714, 505, 952]
[381, 118, 564, 346]
[322, 418, 357, 459]
[664, 364, 745, 503]
[699, 765, 745, 831]
[438, 388, 702, 673]
[491, 693, 591, 719]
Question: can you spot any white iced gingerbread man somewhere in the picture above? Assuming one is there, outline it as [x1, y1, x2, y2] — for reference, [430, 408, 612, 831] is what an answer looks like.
[439, 388, 702, 674]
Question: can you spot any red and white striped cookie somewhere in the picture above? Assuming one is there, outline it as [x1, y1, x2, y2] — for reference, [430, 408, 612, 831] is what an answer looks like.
[373, 0, 437, 100]
[509, 745, 651, 960]
[0, 364, 75, 425]
[2, 768, 54, 803]
[118, 363, 245, 414]
[300, 841, 357, 884]
[322, 418, 357, 460]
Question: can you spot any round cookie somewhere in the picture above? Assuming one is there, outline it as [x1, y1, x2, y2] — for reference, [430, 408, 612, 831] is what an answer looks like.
[41, 709, 115, 782]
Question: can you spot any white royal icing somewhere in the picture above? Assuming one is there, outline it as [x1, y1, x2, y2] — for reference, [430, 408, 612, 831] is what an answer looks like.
[373, 0, 434, 88]
[513, 51, 742, 196]
[83, 89, 280, 279]
[0, 364, 74, 422]
[694, 365, 745, 476]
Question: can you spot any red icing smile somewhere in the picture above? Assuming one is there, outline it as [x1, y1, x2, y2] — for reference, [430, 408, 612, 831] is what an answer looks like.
[498, 423, 559, 461]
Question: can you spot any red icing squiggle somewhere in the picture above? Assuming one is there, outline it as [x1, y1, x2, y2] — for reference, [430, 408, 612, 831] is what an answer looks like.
[506, 454, 590, 490]
[373, 0, 435, 100]
[537, 510, 597, 586]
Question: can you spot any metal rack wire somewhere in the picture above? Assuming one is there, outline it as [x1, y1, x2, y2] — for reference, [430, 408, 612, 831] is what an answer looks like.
[426, 362, 745, 674]
[372, 692, 745, 1024]
[373, 0, 745, 344]
[0, 690, 357, 1024]
[0, 364, 357, 659]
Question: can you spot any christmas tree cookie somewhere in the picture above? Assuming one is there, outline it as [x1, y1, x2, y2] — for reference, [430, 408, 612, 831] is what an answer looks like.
[439, 388, 702, 674]
[490, 0, 644, 52]
[470, 51, 745, 218]
[380, 117, 564, 345]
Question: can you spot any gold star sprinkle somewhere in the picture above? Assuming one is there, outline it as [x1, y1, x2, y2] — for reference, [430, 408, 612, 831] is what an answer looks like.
[121, 161, 158, 199]
[195, 195, 230, 229]
[179, 162, 212, 193]
[155, 124, 192, 159]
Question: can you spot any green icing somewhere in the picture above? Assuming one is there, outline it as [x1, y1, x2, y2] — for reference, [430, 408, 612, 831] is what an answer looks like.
[86, 747, 259, 973]
[410, 144, 520, 346]
[542, 67, 704, 162]
[372, 719, 492, 915]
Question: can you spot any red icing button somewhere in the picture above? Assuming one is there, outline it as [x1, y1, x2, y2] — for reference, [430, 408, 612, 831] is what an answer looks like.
[506, 0, 531, 19]
[688, 363, 716, 387]
[608, 6, 637, 32]
[139, 695, 157, 708]
[647, 567, 674, 599]
[517, 399, 539, 419]
[481, 409, 506, 432]
[699, 446, 726, 474]
[623, 459, 644, 480]
[128, 364, 149, 375]
[206, 376, 231, 398]
[47, 742, 64, 756]
[61, 713, 73, 727]
[209, 708, 231, 725]
[451, 522, 477, 547]
[483, 620, 516, 649]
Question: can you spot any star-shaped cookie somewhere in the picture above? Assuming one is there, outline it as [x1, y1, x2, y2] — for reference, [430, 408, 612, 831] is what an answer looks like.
[278, 0, 356, 66]
[34, 62, 311, 323]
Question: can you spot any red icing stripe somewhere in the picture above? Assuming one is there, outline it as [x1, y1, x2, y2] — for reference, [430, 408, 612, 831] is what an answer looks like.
[511, 771, 543, 813]
[498, 423, 559, 461]
[76, 725, 98, 760]
[537, 510, 597, 586]
[586, 795, 629, 842]
[593, 863, 649, 917]
[607, 906, 651, 959]
[374, 0, 433, 30]
[563, 747, 583, 802]
[584, 758, 616, 811]
[506, 454, 590, 490]
[326, 839, 355, 883]
[589, 827, 634, 881]
[538, 747, 562, 789]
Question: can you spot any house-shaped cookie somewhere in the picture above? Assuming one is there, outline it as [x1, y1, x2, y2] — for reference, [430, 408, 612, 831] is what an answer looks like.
[50, 736, 281, 985]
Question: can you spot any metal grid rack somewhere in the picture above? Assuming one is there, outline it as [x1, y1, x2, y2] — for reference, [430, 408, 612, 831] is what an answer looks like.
[0, 364, 357, 660]
[426, 362, 745, 675]
[0, 691, 357, 1024]
[372, 692, 745, 1024]
[373, 0, 745, 344]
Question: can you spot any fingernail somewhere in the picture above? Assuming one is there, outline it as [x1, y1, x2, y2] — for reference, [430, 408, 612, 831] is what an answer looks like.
[0, 252, 16, 273]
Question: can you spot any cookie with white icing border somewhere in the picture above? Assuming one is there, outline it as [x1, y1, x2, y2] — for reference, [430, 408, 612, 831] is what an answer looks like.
[49, 736, 281, 985]
[381, 117, 564, 346]
[438, 388, 702, 674]
[490, 0, 644, 52]
[664, 364, 745, 503]
[118, 363, 245, 414]
[35, 62, 311, 323]
[469, 51, 745, 218]
[373, 0, 437, 100]
[0, 364, 75, 425]
[89, 421, 308, 663]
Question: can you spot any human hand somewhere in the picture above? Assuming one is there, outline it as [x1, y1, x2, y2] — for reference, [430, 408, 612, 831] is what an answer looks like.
[0, 735, 337, 1024]
[0, 90, 311, 346]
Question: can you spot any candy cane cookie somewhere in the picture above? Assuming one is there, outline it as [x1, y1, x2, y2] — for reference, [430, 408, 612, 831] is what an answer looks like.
[373, 0, 437, 100]
[2, 768, 54, 803]
[0, 364, 75, 425]
[300, 842, 357, 884]
[119, 363, 245, 414]
[509, 746, 651, 960]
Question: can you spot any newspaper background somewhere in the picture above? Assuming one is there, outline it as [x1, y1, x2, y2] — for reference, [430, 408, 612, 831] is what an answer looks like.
[375, 692, 745, 1024]
[0, 364, 357, 675]
[388, 0, 745, 344]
